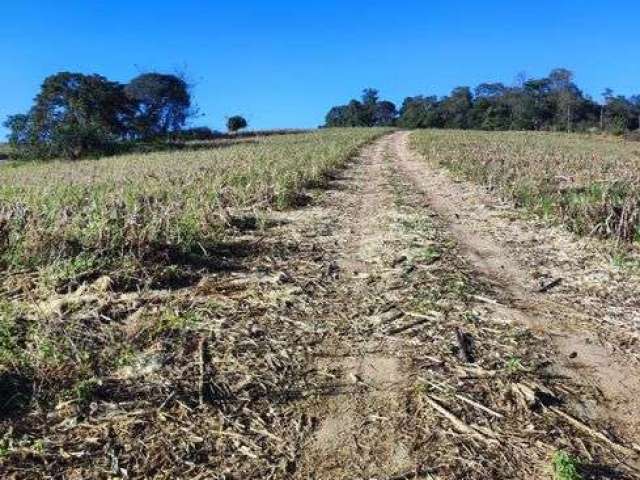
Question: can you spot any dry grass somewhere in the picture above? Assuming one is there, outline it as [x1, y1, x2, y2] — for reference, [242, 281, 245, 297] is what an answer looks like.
[0, 128, 394, 478]
[0, 128, 388, 268]
[411, 130, 640, 242]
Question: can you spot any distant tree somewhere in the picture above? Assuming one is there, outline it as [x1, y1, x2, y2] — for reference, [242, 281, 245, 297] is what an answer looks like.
[325, 105, 350, 127]
[5, 72, 130, 159]
[4, 114, 35, 147]
[548, 68, 581, 132]
[361, 88, 380, 106]
[629, 95, 640, 131]
[604, 94, 637, 134]
[172, 126, 217, 141]
[398, 96, 442, 128]
[324, 89, 397, 127]
[600, 88, 614, 129]
[374, 100, 398, 126]
[441, 87, 473, 129]
[125, 73, 192, 138]
[226, 115, 248, 132]
[474, 82, 507, 99]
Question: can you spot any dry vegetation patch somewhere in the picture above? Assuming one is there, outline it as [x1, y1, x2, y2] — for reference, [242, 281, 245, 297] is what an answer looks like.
[0, 128, 389, 268]
[411, 130, 640, 243]
[0, 128, 392, 478]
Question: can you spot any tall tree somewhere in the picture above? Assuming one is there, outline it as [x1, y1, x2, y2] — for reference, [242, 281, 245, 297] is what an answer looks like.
[5, 72, 130, 158]
[398, 96, 442, 128]
[125, 73, 193, 138]
[548, 68, 581, 132]
[324, 89, 397, 127]
[441, 87, 473, 129]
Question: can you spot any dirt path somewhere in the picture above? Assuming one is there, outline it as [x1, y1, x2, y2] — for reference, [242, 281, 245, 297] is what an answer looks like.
[287, 132, 640, 479]
[292, 137, 417, 478]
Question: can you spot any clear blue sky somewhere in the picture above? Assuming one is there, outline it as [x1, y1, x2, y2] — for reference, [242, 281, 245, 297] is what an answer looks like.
[1, 1, 639, 137]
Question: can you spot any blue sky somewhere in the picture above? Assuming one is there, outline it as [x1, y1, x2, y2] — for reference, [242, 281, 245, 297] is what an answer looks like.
[1, 1, 639, 136]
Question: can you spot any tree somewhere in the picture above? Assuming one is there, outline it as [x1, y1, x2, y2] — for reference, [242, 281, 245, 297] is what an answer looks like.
[125, 73, 192, 138]
[5, 72, 130, 159]
[474, 82, 507, 99]
[324, 89, 397, 127]
[361, 88, 380, 106]
[629, 95, 640, 131]
[227, 115, 248, 132]
[398, 96, 442, 128]
[601, 88, 614, 130]
[325, 105, 349, 127]
[441, 87, 473, 129]
[604, 94, 637, 134]
[374, 100, 398, 126]
[548, 68, 580, 132]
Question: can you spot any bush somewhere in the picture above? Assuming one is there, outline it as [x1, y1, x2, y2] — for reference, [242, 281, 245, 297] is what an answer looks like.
[170, 127, 218, 141]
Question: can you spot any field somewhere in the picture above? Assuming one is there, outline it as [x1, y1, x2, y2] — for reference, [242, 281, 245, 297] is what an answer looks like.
[2, 128, 640, 479]
[0, 129, 387, 269]
[411, 130, 640, 242]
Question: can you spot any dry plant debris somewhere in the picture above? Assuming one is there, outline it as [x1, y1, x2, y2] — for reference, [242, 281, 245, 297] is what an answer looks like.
[1, 130, 639, 479]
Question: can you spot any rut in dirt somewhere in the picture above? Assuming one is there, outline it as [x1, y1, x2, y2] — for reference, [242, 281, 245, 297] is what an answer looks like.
[290, 133, 640, 479]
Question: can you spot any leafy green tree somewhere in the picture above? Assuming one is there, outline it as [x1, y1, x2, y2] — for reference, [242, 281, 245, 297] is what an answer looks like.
[398, 96, 442, 128]
[325, 105, 350, 127]
[227, 115, 248, 132]
[548, 68, 581, 132]
[604, 94, 637, 134]
[125, 73, 192, 138]
[361, 88, 380, 106]
[5, 72, 130, 159]
[631, 95, 640, 131]
[441, 87, 473, 129]
[374, 101, 398, 126]
[324, 89, 397, 127]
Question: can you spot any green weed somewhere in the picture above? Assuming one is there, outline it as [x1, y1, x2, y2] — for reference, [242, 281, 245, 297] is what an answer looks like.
[505, 356, 524, 374]
[552, 450, 582, 480]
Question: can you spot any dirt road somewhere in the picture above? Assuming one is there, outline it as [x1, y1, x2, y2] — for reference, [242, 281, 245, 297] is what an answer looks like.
[285, 132, 640, 479]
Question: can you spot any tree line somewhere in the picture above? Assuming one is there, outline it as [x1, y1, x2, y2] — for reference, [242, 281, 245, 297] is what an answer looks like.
[4, 71, 249, 160]
[325, 69, 640, 134]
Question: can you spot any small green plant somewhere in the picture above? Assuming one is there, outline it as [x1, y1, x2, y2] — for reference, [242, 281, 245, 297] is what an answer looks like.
[41, 253, 100, 289]
[0, 302, 21, 365]
[33, 337, 63, 366]
[419, 245, 441, 264]
[462, 311, 480, 323]
[0, 431, 14, 458]
[32, 439, 44, 454]
[156, 309, 202, 334]
[71, 378, 102, 405]
[114, 346, 136, 368]
[611, 251, 640, 271]
[552, 450, 582, 480]
[505, 356, 524, 374]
